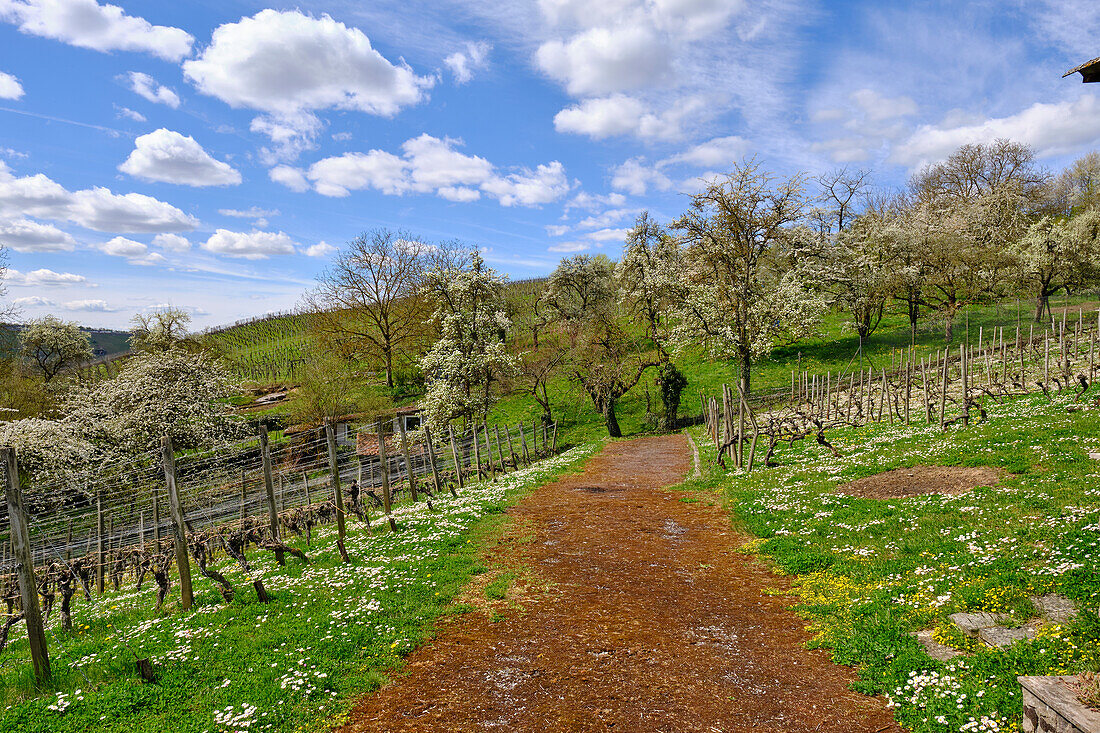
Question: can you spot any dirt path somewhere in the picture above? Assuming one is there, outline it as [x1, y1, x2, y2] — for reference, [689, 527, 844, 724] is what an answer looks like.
[343, 435, 900, 732]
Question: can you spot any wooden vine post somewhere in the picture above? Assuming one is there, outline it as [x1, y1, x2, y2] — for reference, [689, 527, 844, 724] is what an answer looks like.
[471, 423, 484, 479]
[96, 488, 105, 594]
[323, 422, 350, 563]
[376, 419, 398, 532]
[447, 425, 464, 489]
[423, 425, 449, 498]
[395, 418, 419, 502]
[160, 436, 193, 611]
[259, 426, 284, 566]
[518, 423, 530, 465]
[3, 447, 51, 685]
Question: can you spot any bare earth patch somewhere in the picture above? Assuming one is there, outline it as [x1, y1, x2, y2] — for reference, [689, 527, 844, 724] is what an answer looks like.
[838, 465, 1004, 499]
[341, 435, 900, 732]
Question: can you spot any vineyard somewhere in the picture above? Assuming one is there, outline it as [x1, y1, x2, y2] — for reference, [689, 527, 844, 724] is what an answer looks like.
[0, 413, 567, 731]
[201, 312, 315, 383]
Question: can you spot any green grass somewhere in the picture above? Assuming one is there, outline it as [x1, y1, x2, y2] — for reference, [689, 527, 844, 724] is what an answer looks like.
[0, 444, 599, 733]
[693, 385, 1100, 733]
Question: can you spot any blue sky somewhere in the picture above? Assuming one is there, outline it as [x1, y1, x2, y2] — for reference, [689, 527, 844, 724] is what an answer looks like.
[0, 0, 1098, 329]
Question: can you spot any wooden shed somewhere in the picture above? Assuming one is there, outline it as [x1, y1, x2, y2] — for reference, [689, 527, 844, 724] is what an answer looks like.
[1063, 56, 1100, 83]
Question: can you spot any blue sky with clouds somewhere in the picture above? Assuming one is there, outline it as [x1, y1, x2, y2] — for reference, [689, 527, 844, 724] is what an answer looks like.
[1, 0, 1099, 329]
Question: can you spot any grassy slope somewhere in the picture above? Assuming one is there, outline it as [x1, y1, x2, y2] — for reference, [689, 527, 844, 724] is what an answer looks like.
[679, 388, 1100, 733]
[0, 446, 599, 733]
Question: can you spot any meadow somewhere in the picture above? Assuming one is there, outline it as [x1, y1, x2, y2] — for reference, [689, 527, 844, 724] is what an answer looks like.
[684, 386, 1100, 732]
[0, 445, 597, 733]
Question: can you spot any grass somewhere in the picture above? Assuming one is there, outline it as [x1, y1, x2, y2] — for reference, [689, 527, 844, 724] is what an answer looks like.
[690, 385, 1100, 732]
[0, 443, 600, 733]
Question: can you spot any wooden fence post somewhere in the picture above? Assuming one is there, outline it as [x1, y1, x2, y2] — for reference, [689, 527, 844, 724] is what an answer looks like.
[493, 425, 508, 473]
[395, 418, 419, 502]
[447, 425, 464, 489]
[960, 345, 969, 426]
[471, 423, 484, 480]
[259, 426, 284, 567]
[96, 488, 105, 594]
[424, 425, 447, 497]
[483, 424, 497, 479]
[160, 436, 193, 611]
[376, 419, 397, 532]
[324, 422, 350, 562]
[519, 423, 531, 465]
[504, 425, 519, 469]
[3, 447, 51, 685]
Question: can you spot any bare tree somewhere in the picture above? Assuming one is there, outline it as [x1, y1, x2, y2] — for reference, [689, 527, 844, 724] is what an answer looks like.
[302, 229, 430, 388]
[130, 307, 194, 352]
[817, 167, 872, 233]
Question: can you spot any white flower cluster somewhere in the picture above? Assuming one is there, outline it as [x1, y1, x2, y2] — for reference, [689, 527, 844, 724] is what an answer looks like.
[212, 703, 256, 732]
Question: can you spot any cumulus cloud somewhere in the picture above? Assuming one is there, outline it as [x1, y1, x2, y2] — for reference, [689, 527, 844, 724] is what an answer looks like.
[125, 71, 180, 108]
[202, 229, 297, 259]
[0, 70, 24, 99]
[547, 241, 590, 253]
[445, 41, 491, 84]
[304, 241, 337, 257]
[183, 10, 433, 160]
[6, 267, 87, 286]
[564, 191, 627, 213]
[219, 206, 277, 219]
[892, 94, 1100, 168]
[585, 227, 630, 242]
[537, 24, 672, 97]
[658, 135, 748, 168]
[152, 232, 189, 251]
[577, 208, 638, 230]
[268, 165, 309, 193]
[610, 157, 672, 196]
[0, 0, 194, 61]
[13, 295, 55, 307]
[0, 218, 76, 251]
[300, 134, 570, 207]
[553, 94, 696, 140]
[99, 235, 146, 257]
[63, 298, 119, 312]
[0, 161, 197, 232]
[118, 128, 241, 187]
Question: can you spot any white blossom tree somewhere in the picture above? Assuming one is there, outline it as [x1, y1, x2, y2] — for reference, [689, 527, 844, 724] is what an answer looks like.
[130, 307, 195, 352]
[419, 250, 519, 434]
[19, 315, 94, 382]
[671, 161, 824, 396]
[0, 418, 95, 511]
[62, 347, 243, 455]
[1013, 210, 1100, 321]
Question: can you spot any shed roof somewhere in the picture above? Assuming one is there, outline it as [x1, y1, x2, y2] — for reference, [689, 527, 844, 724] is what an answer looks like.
[1063, 56, 1100, 82]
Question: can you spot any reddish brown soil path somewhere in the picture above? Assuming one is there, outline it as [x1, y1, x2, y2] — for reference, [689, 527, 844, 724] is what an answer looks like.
[343, 435, 900, 732]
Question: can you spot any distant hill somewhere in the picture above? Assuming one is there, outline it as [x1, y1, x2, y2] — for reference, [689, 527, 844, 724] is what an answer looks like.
[0, 324, 131, 359]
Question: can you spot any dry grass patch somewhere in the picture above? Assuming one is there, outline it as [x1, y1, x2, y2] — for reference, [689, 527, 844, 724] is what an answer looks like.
[836, 465, 1004, 499]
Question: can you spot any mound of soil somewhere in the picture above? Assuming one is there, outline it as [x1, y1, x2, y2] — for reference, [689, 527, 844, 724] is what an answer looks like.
[838, 465, 1003, 499]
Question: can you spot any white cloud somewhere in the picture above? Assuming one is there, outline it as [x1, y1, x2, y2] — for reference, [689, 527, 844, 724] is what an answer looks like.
[63, 298, 119, 312]
[585, 227, 630, 242]
[0, 217, 76, 251]
[445, 41, 491, 84]
[537, 24, 673, 97]
[553, 94, 695, 140]
[547, 240, 590, 253]
[304, 134, 570, 207]
[308, 150, 408, 197]
[249, 111, 323, 164]
[125, 71, 180, 108]
[577, 208, 637, 230]
[268, 165, 310, 193]
[610, 157, 672, 196]
[545, 224, 571, 236]
[115, 106, 146, 122]
[564, 191, 627, 213]
[219, 206, 278, 219]
[0, 70, 24, 99]
[849, 88, 917, 122]
[6, 267, 87, 286]
[119, 128, 241, 187]
[0, 161, 198, 232]
[13, 295, 55, 307]
[153, 232, 190, 251]
[183, 10, 433, 159]
[659, 135, 748, 168]
[0, 0, 193, 61]
[480, 161, 570, 207]
[892, 94, 1100, 168]
[304, 241, 337, 258]
[202, 229, 297, 259]
[99, 235, 146, 257]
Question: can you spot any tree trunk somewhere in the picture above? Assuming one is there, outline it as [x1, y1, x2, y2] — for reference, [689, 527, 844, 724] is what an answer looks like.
[1034, 294, 1049, 323]
[739, 349, 751, 398]
[384, 349, 394, 388]
[907, 297, 919, 342]
[602, 398, 622, 438]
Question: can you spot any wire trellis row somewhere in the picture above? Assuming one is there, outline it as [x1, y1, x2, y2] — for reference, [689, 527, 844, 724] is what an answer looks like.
[703, 313, 1100, 471]
[0, 416, 558, 680]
